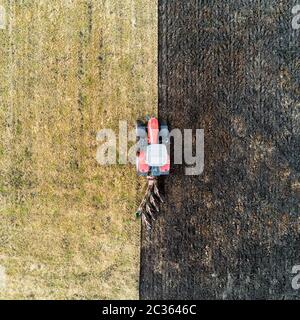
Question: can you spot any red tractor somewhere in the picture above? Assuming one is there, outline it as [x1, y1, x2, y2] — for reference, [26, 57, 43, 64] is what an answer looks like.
[136, 117, 170, 177]
[135, 117, 170, 229]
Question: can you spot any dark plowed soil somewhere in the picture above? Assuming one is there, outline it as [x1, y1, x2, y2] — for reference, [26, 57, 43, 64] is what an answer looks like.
[140, 0, 300, 300]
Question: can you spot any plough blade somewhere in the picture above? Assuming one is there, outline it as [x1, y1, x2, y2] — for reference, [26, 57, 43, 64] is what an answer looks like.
[136, 177, 164, 230]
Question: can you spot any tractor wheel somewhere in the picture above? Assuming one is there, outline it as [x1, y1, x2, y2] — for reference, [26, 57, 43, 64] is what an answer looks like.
[136, 120, 147, 140]
[160, 121, 170, 144]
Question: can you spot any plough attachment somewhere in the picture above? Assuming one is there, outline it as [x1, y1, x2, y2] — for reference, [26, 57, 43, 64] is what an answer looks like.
[136, 176, 164, 230]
